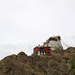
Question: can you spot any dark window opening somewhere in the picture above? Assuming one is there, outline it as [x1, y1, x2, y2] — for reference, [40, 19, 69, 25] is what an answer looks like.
[47, 49, 49, 51]
[58, 36, 61, 40]
[36, 52, 38, 54]
[43, 51, 44, 53]
[48, 52, 49, 55]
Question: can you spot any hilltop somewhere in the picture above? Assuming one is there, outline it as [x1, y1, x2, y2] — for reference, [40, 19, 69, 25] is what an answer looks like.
[0, 47, 75, 75]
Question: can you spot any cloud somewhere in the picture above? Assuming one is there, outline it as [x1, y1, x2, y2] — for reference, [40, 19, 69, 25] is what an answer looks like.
[0, 1, 75, 59]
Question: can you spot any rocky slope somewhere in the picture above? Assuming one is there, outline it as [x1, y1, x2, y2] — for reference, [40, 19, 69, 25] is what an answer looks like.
[0, 47, 75, 75]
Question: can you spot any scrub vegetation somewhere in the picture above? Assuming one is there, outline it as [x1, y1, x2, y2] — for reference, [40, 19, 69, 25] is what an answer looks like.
[0, 47, 75, 75]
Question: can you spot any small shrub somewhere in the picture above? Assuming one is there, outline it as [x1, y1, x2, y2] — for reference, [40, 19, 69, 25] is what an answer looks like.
[68, 58, 75, 75]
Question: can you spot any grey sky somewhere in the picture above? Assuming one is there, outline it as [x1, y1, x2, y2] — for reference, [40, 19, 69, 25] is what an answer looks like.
[0, 1, 75, 59]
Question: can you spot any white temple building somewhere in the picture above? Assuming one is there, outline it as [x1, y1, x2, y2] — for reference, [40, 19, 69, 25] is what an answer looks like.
[42, 36, 63, 50]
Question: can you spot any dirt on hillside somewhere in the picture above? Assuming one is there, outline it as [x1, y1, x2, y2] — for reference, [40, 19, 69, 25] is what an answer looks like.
[0, 47, 75, 75]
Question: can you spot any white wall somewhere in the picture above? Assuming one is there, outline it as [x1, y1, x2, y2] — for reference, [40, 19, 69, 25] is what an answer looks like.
[48, 39, 63, 50]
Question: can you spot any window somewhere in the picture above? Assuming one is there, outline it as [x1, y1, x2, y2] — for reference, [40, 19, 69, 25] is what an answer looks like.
[36, 52, 38, 54]
[47, 49, 49, 51]
[48, 52, 49, 55]
[43, 51, 44, 53]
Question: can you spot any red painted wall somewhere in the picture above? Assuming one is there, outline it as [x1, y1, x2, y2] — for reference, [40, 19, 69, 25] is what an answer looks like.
[34, 47, 52, 56]
[44, 47, 52, 56]
[34, 47, 40, 53]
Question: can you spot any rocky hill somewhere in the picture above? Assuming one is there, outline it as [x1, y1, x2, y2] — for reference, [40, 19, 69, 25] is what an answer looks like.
[0, 47, 75, 75]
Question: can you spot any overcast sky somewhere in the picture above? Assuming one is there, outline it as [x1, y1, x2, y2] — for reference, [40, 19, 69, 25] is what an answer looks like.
[0, 0, 75, 60]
